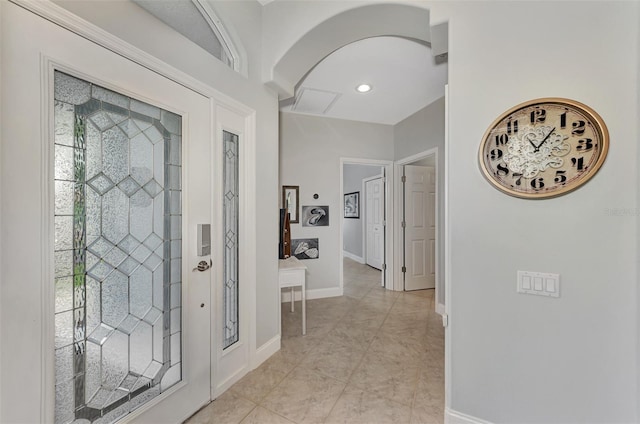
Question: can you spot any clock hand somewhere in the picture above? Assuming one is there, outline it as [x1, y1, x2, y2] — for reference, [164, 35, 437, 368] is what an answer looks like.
[535, 127, 556, 150]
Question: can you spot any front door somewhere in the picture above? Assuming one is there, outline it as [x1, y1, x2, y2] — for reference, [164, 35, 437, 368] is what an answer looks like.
[1, 3, 212, 423]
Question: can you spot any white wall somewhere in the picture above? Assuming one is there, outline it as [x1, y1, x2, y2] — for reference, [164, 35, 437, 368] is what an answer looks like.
[280, 112, 393, 294]
[52, 0, 281, 349]
[264, 1, 640, 422]
[342, 164, 382, 260]
[394, 96, 445, 160]
[442, 2, 639, 422]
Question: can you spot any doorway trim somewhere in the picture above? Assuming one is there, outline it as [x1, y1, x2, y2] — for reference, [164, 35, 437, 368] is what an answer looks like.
[394, 147, 442, 311]
[339, 158, 394, 293]
[4, 0, 258, 420]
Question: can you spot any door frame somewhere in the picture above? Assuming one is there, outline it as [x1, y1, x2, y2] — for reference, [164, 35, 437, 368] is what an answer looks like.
[211, 105, 255, 398]
[2, 0, 257, 420]
[339, 158, 393, 292]
[394, 147, 443, 313]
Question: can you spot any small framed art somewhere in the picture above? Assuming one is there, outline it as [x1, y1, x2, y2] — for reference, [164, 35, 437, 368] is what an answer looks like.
[282, 185, 300, 223]
[344, 191, 359, 218]
[301, 206, 329, 227]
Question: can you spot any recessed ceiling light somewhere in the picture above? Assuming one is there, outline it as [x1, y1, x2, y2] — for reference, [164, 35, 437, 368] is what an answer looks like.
[356, 84, 372, 93]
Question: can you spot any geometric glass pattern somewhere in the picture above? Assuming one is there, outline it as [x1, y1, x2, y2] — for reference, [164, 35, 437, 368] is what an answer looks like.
[222, 131, 239, 349]
[54, 71, 182, 423]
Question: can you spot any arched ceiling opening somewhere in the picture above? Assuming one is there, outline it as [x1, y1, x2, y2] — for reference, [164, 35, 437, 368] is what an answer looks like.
[281, 36, 447, 125]
[265, 3, 447, 100]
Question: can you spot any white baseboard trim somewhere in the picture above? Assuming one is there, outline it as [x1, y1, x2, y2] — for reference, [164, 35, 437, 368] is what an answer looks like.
[342, 250, 364, 263]
[280, 286, 343, 302]
[308, 287, 343, 300]
[446, 408, 493, 424]
[213, 363, 250, 398]
[252, 334, 280, 369]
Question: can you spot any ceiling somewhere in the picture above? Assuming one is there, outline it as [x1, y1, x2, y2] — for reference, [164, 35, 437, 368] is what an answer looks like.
[132, 1, 448, 126]
[281, 36, 448, 125]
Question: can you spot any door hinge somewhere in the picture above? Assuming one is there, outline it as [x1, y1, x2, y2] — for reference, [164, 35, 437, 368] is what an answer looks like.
[401, 175, 406, 183]
[383, 220, 386, 226]
[382, 263, 387, 270]
[442, 314, 449, 328]
[401, 266, 406, 273]
[401, 221, 406, 228]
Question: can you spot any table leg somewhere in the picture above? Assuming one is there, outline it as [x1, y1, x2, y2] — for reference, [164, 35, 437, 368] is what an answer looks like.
[302, 282, 306, 335]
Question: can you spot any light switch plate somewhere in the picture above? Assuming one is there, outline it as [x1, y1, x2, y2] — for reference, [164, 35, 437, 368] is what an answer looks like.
[517, 271, 560, 298]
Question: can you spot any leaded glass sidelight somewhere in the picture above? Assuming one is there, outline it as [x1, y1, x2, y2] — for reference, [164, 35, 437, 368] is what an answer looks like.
[54, 71, 183, 423]
[222, 131, 239, 349]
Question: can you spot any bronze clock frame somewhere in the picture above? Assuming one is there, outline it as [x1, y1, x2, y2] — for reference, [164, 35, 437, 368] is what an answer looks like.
[478, 98, 609, 199]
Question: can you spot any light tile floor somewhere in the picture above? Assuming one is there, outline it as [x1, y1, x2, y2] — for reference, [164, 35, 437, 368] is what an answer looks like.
[185, 258, 444, 424]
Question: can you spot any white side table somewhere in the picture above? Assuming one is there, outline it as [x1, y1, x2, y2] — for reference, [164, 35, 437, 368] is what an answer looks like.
[278, 256, 307, 335]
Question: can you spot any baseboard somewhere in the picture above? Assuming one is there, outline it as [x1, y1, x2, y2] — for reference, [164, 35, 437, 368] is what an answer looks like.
[252, 334, 280, 369]
[213, 363, 250, 398]
[214, 336, 280, 397]
[308, 287, 343, 299]
[342, 250, 364, 263]
[446, 408, 493, 424]
[280, 286, 343, 302]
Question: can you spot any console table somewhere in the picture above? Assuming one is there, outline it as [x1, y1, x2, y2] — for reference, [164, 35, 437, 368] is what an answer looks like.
[278, 256, 307, 335]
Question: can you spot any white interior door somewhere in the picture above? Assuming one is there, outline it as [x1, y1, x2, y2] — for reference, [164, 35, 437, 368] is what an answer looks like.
[404, 165, 436, 291]
[1, 3, 212, 423]
[365, 177, 384, 270]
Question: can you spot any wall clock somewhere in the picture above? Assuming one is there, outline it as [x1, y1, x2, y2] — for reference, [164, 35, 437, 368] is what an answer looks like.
[478, 98, 609, 199]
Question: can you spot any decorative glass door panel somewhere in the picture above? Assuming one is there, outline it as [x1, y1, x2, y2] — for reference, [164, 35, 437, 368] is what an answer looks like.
[54, 71, 183, 423]
[222, 131, 239, 349]
[212, 106, 247, 397]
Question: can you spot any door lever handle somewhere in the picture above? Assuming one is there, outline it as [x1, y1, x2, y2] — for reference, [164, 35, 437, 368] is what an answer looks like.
[193, 259, 212, 272]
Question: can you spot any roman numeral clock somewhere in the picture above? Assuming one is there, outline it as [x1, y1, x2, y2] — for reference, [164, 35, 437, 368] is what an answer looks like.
[478, 98, 609, 198]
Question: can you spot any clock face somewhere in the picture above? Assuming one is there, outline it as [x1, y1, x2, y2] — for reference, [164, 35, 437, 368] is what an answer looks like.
[479, 98, 609, 199]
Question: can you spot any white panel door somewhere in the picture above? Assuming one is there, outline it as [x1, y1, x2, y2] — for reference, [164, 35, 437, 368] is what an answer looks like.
[365, 177, 384, 270]
[404, 165, 436, 291]
[1, 3, 212, 423]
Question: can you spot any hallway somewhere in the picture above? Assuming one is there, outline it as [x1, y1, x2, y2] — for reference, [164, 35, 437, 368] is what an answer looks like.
[186, 258, 444, 423]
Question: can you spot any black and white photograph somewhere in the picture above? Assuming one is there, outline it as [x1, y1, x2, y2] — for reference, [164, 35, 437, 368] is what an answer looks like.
[281, 185, 299, 223]
[343, 191, 359, 218]
[291, 238, 319, 260]
[301, 206, 329, 227]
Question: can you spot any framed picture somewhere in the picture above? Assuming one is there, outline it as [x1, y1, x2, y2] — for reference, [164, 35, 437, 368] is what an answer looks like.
[282, 185, 300, 223]
[344, 192, 359, 218]
[291, 238, 319, 259]
[301, 206, 329, 227]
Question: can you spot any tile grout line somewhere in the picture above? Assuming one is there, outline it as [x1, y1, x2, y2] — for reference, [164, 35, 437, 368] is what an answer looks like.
[320, 280, 401, 423]
[251, 298, 356, 423]
[321, 275, 381, 422]
[194, 259, 442, 424]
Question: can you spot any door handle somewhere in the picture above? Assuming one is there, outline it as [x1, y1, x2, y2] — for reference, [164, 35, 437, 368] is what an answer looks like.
[193, 259, 212, 272]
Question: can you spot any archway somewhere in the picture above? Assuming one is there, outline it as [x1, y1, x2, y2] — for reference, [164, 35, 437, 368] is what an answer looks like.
[264, 3, 446, 99]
